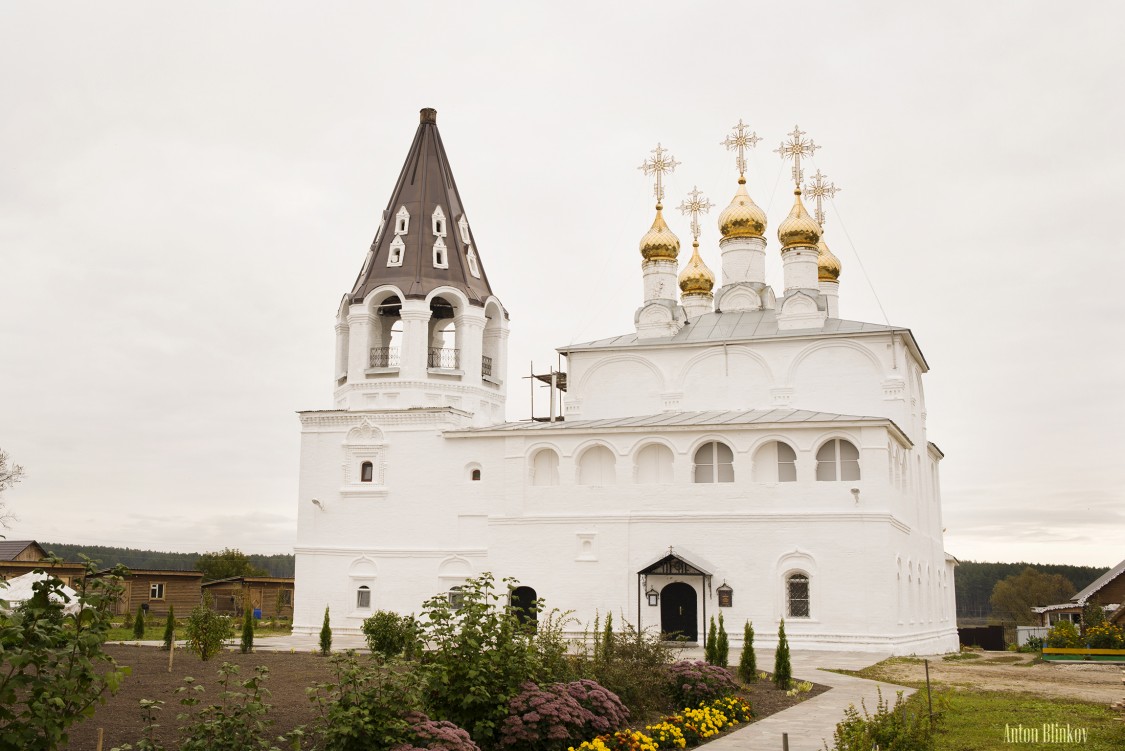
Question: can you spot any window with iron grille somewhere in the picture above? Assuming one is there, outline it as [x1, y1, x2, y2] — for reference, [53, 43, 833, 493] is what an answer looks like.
[787, 574, 810, 618]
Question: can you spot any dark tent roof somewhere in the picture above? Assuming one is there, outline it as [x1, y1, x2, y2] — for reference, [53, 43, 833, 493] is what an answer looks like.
[351, 108, 496, 307]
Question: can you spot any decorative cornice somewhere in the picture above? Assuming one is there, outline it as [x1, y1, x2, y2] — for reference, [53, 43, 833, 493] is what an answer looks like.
[293, 546, 488, 558]
[486, 511, 911, 533]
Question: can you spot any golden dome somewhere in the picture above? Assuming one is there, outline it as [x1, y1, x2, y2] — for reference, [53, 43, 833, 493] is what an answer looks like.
[777, 188, 822, 250]
[678, 242, 715, 295]
[639, 204, 681, 262]
[717, 178, 767, 239]
[817, 239, 841, 282]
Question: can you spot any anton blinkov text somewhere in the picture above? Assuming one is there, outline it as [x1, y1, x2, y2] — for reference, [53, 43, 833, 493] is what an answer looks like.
[1005, 723, 1088, 744]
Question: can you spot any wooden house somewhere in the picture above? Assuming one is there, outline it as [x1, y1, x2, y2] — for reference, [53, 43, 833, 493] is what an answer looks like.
[202, 576, 295, 619]
[1033, 557, 1125, 627]
[0, 540, 87, 587]
[93, 569, 204, 618]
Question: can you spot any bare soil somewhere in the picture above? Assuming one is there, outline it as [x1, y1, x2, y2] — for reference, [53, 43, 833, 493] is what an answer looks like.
[865, 652, 1124, 704]
[65, 646, 826, 750]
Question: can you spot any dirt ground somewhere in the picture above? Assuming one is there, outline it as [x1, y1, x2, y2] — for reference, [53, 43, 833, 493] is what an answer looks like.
[867, 652, 1125, 704]
[65, 645, 824, 750]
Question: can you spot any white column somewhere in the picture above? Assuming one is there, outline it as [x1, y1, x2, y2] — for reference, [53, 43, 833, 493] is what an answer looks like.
[345, 306, 373, 382]
[398, 300, 431, 380]
[819, 280, 840, 318]
[642, 260, 678, 303]
[720, 236, 767, 286]
[782, 247, 819, 294]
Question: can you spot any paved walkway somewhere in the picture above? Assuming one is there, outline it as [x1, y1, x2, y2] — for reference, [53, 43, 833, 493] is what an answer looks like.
[113, 636, 913, 751]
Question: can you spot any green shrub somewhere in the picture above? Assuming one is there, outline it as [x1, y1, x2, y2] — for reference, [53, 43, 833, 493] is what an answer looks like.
[184, 594, 233, 661]
[362, 610, 417, 659]
[0, 561, 129, 751]
[601, 611, 615, 663]
[240, 605, 254, 654]
[738, 621, 756, 682]
[582, 620, 679, 716]
[1084, 622, 1125, 649]
[163, 606, 175, 651]
[133, 604, 146, 639]
[774, 618, 792, 689]
[826, 689, 934, 751]
[716, 613, 729, 668]
[704, 616, 718, 664]
[175, 663, 289, 751]
[319, 605, 332, 655]
[308, 653, 424, 751]
[1045, 620, 1081, 648]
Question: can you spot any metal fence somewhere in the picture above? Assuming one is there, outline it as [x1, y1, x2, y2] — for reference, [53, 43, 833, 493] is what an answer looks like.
[428, 347, 460, 369]
[369, 347, 400, 368]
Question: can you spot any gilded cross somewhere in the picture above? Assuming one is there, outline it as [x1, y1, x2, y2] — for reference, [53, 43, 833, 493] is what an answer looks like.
[721, 119, 762, 179]
[804, 170, 841, 227]
[638, 143, 681, 206]
[774, 125, 820, 187]
[677, 186, 713, 244]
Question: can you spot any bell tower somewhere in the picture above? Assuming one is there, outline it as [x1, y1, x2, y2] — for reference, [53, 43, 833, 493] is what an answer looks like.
[332, 108, 508, 426]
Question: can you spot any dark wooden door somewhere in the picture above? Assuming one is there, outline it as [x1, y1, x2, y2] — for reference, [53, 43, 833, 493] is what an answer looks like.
[660, 582, 697, 641]
[510, 586, 538, 630]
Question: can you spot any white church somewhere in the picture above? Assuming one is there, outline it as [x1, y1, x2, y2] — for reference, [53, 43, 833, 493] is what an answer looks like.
[293, 108, 959, 654]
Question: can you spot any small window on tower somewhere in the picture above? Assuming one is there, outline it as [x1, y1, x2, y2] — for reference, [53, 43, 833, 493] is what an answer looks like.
[433, 238, 449, 269]
[432, 205, 447, 237]
[361, 462, 374, 483]
[466, 247, 481, 278]
[388, 236, 405, 267]
[471, 468, 481, 481]
[458, 215, 471, 244]
[395, 206, 410, 235]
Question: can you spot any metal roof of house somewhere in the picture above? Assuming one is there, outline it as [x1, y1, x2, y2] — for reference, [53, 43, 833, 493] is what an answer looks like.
[447, 408, 904, 437]
[561, 309, 928, 370]
[350, 108, 497, 307]
[1072, 558, 1125, 604]
[0, 540, 42, 561]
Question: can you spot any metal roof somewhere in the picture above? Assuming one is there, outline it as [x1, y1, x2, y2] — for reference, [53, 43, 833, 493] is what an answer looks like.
[1072, 558, 1125, 604]
[561, 309, 927, 370]
[447, 408, 896, 435]
[0, 540, 41, 561]
[350, 108, 497, 307]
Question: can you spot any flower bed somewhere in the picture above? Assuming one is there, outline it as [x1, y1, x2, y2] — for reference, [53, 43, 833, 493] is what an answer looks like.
[568, 696, 753, 751]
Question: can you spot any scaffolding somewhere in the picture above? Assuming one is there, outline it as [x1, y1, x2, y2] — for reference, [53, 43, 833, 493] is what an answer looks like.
[524, 355, 567, 423]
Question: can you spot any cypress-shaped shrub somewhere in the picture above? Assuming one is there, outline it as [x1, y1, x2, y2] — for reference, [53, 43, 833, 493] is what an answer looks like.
[163, 605, 175, 650]
[132, 604, 146, 639]
[705, 616, 718, 664]
[319, 605, 332, 655]
[716, 612, 729, 668]
[241, 604, 254, 653]
[774, 618, 792, 689]
[738, 620, 757, 682]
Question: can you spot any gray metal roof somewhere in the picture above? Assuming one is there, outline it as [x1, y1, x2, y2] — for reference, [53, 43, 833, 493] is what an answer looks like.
[562, 308, 921, 360]
[447, 408, 892, 435]
[350, 108, 496, 307]
[1072, 558, 1125, 604]
[0, 540, 40, 561]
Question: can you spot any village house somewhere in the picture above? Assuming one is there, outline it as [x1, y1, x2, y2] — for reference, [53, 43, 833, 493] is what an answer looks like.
[0, 540, 86, 587]
[202, 575, 295, 619]
[93, 568, 204, 619]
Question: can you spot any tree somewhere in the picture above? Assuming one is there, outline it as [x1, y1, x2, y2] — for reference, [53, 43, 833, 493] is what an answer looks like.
[705, 615, 718, 664]
[132, 604, 146, 639]
[716, 612, 729, 668]
[194, 548, 267, 582]
[240, 604, 254, 654]
[184, 593, 233, 661]
[0, 448, 24, 528]
[774, 618, 792, 689]
[0, 560, 129, 750]
[989, 567, 1075, 625]
[319, 605, 332, 655]
[163, 605, 176, 650]
[738, 620, 757, 682]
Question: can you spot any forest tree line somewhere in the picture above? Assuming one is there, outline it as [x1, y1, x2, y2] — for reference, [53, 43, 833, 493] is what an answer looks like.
[955, 559, 1108, 618]
[40, 542, 295, 578]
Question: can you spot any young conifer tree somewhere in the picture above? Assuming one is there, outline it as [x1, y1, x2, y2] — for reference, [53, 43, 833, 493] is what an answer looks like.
[774, 617, 792, 689]
[716, 612, 729, 668]
[241, 604, 254, 653]
[705, 615, 718, 664]
[602, 610, 614, 662]
[319, 605, 332, 655]
[738, 620, 757, 682]
[163, 605, 175, 650]
[132, 604, 146, 639]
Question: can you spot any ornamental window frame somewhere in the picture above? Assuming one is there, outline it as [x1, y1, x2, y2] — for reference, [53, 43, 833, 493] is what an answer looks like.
[433, 236, 449, 269]
[432, 205, 447, 237]
[395, 206, 410, 235]
[388, 236, 405, 267]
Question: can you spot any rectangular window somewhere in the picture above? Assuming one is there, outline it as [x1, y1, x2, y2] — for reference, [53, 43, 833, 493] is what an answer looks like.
[356, 586, 371, 609]
[149, 582, 165, 600]
[280, 589, 292, 605]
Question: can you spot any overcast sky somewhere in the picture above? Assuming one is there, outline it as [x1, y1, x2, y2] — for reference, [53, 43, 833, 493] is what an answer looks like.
[1, 2, 1122, 568]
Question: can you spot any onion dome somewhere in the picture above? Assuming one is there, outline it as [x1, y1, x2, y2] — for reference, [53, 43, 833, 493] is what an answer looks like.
[717, 178, 767, 239]
[639, 204, 681, 262]
[678, 242, 715, 295]
[777, 188, 821, 250]
[817, 239, 841, 281]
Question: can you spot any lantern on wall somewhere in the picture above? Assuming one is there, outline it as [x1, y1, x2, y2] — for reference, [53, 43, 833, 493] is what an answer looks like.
[646, 587, 659, 607]
[717, 582, 733, 608]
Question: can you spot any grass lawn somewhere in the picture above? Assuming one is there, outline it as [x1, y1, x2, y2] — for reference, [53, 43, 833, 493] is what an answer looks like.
[106, 619, 293, 641]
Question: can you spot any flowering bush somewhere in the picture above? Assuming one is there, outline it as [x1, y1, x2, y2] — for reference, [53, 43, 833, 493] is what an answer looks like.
[1084, 622, 1125, 649]
[392, 712, 481, 751]
[1045, 620, 1081, 648]
[569, 729, 658, 751]
[665, 661, 738, 708]
[500, 679, 629, 750]
[569, 696, 752, 751]
[642, 721, 685, 749]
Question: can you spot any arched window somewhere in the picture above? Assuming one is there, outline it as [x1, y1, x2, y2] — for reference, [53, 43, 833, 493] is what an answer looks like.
[360, 462, 374, 483]
[693, 441, 734, 483]
[578, 445, 616, 485]
[786, 573, 810, 618]
[428, 296, 459, 369]
[752, 441, 797, 483]
[470, 468, 481, 481]
[510, 586, 538, 629]
[448, 585, 464, 611]
[531, 449, 559, 486]
[815, 439, 861, 481]
[635, 443, 674, 484]
[356, 585, 371, 609]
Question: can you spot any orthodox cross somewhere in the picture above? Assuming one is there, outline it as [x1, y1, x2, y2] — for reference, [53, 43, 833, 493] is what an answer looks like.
[774, 125, 819, 188]
[677, 186, 714, 244]
[638, 143, 680, 207]
[721, 119, 762, 180]
[804, 169, 841, 227]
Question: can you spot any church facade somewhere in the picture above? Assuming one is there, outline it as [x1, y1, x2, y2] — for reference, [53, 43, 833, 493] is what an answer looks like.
[293, 109, 959, 654]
